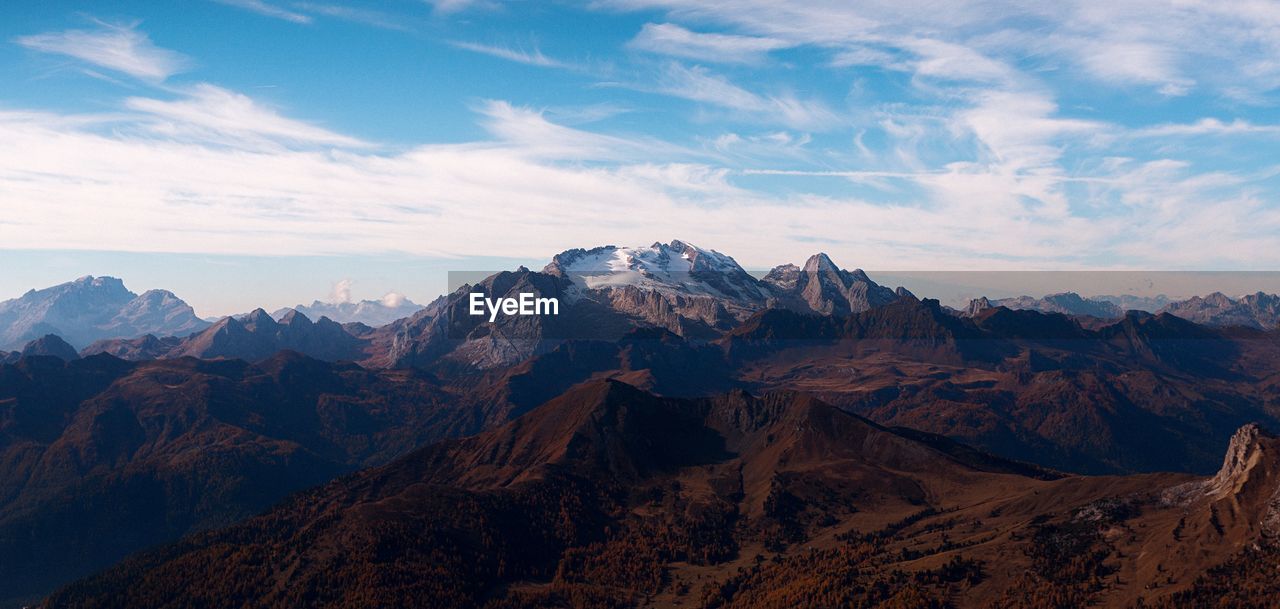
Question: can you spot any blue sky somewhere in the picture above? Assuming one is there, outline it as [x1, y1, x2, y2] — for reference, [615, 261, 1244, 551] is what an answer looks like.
[2, 0, 1280, 315]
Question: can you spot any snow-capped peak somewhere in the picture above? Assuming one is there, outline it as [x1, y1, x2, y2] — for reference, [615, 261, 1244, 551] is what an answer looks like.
[544, 240, 766, 302]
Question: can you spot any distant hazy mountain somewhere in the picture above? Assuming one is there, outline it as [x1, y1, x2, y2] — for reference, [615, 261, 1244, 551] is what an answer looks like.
[1092, 293, 1174, 312]
[1158, 291, 1280, 329]
[83, 309, 368, 363]
[982, 292, 1125, 318]
[975, 291, 1280, 328]
[272, 294, 423, 327]
[0, 276, 209, 350]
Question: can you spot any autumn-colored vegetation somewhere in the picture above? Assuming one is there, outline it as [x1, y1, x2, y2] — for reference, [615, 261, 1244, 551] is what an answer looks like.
[38, 380, 1280, 609]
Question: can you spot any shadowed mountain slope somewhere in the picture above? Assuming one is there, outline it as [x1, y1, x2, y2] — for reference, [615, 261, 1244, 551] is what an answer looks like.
[0, 351, 462, 606]
[41, 381, 1280, 609]
[718, 298, 1280, 475]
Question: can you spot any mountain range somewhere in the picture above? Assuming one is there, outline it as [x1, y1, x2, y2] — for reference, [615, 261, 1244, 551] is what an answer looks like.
[965, 292, 1125, 319]
[0, 276, 208, 351]
[81, 308, 369, 363]
[11, 247, 1280, 366]
[376, 241, 914, 369]
[1158, 291, 1280, 329]
[966, 290, 1280, 329]
[17, 244, 1280, 480]
[40, 379, 1280, 609]
[7, 241, 1280, 607]
[271, 294, 424, 327]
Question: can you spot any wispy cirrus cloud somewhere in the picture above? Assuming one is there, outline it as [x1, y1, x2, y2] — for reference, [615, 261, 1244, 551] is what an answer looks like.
[124, 84, 371, 148]
[291, 3, 412, 31]
[628, 23, 790, 64]
[426, 0, 496, 15]
[473, 99, 695, 161]
[599, 0, 1280, 98]
[710, 131, 813, 163]
[15, 21, 190, 81]
[654, 63, 840, 131]
[0, 98, 757, 263]
[210, 0, 312, 23]
[1130, 118, 1280, 139]
[6, 89, 1277, 271]
[448, 40, 574, 69]
[211, 0, 416, 30]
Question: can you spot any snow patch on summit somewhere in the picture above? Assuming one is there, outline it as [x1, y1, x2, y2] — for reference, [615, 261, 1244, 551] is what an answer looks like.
[545, 240, 766, 302]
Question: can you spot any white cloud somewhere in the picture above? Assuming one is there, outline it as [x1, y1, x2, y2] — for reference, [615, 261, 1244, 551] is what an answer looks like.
[1055, 36, 1193, 95]
[830, 46, 906, 70]
[710, 131, 813, 161]
[655, 63, 840, 130]
[211, 0, 413, 28]
[448, 41, 573, 69]
[0, 104, 754, 262]
[211, 0, 312, 23]
[1131, 118, 1280, 138]
[330, 278, 354, 303]
[956, 89, 1102, 172]
[6, 11, 1280, 272]
[474, 100, 693, 161]
[599, 0, 1280, 99]
[902, 38, 1016, 85]
[291, 3, 412, 31]
[15, 21, 190, 81]
[2, 95, 1278, 271]
[426, 0, 503, 15]
[628, 23, 790, 64]
[599, 1, 1280, 270]
[428, 0, 490, 14]
[381, 291, 407, 307]
[124, 84, 371, 148]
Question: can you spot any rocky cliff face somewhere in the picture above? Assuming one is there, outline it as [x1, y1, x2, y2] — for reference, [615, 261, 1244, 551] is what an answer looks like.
[762, 253, 899, 316]
[960, 296, 994, 317]
[1204, 425, 1276, 495]
[1184, 424, 1280, 534]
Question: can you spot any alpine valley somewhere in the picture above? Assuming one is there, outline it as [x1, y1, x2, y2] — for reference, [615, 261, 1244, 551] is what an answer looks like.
[4, 241, 1280, 608]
